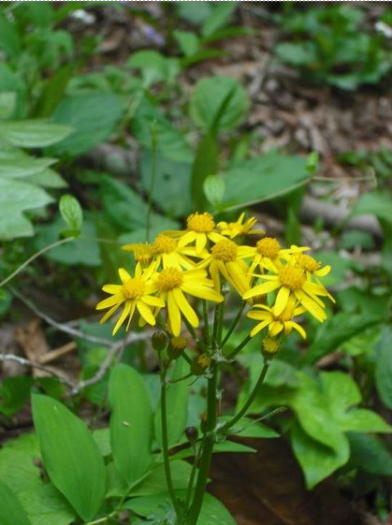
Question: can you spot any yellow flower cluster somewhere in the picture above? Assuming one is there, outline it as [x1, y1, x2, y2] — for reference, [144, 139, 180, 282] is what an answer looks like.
[97, 212, 334, 343]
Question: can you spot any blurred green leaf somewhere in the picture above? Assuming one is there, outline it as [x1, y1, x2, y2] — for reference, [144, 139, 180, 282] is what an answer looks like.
[109, 364, 153, 486]
[0, 481, 32, 525]
[375, 328, 392, 410]
[0, 92, 16, 120]
[190, 76, 249, 134]
[201, 2, 237, 38]
[0, 376, 33, 417]
[19, 484, 75, 525]
[129, 461, 192, 497]
[203, 174, 225, 207]
[348, 433, 392, 477]
[59, 194, 83, 234]
[0, 120, 71, 148]
[0, 146, 56, 179]
[32, 395, 106, 521]
[50, 92, 123, 157]
[191, 134, 219, 211]
[128, 51, 179, 86]
[0, 12, 21, 57]
[0, 447, 41, 494]
[173, 30, 200, 57]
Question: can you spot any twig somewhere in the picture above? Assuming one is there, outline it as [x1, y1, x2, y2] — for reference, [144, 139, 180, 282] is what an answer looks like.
[39, 342, 77, 365]
[0, 354, 75, 388]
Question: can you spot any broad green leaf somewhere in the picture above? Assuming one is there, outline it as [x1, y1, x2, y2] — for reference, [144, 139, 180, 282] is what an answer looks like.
[320, 372, 361, 416]
[0, 64, 27, 118]
[375, 328, 392, 409]
[338, 409, 392, 434]
[190, 76, 249, 134]
[19, 484, 75, 525]
[20, 3, 54, 28]
[305, 312, 382, 364]
[0, 448, 41, 494]
[201, 2, 237, 37]
[155, 359, 189, 448]
[203, 174, 225, 207]
[178, 3, 212, 25]
[140, 151, 192, 218]
[50, 92, 123, 156]
[0, 91, 16, 120]
[34, 65, 73, 118]
[109, 364, 153, 485]
[173, 30, 200, 57]
[59, 194, 83, 233]
[0, 376, 33, 417]
[92, 428, 111, 457]
[27, 168, 67, 189]
[0, 178, 53, 240]
[0, 120, 71, 148]
[128, 50, 179, 86]
[348, 433, 392, 477]
[221, 152, 310, 210]
[130, 461, 192, 497]
[32, 395, 106, 521]
[291, 423, 350, 489]
[351, 192, 392, 226]
[0, 481, 32, 525]
[0, 147, 56, 179]
[191, 134, 219, 210]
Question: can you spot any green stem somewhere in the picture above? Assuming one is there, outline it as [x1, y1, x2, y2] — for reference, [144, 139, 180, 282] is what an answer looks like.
[202, 300, 210, 346]
[146, 123, 158, 242]
[184, 442, 201, 511]
[187, 362, 218, 525]
[226, 334, 252, 360]
[221, 302, 246, 347]
[184, 319, 206, 351]
[220, 359, 271, 434]
[0, 237, 74, 289]
[160, 369, 182, 520]
[169, 372, 192, 384]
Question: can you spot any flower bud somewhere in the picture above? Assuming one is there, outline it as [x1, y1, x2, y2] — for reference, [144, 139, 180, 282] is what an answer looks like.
[191, 353, 211, 375]
[185, 426, 198, 443]
[151, 331, 167, 352]
[262, 337, 279, 354]
[167, 336, 187, 360]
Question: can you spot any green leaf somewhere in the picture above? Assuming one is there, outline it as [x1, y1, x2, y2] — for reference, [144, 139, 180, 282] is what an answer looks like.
[0, 376, 33, 416]
[0, 178, 53, 240]
[130, 461, 192, 497]
[221, 152, 310, 210]
[320, 372, 361, 415]
[0, 146, 56, 179]
[59, 194, 83, 234]
[306, 312, 382, 364]
[0, 12, 21, 57]
[191, 134, 219, 210]
[338, 409, 392, 434]
[50, 92, 123, 157]
[0, 91, 16, 120]
[203, 175, 225, 207]
[291, 423, 350, 489]
[19, 484, 75, 525]
[173, 30, 200, 57]
[32, 395, 106, 521]
[0, 448, 41, 494]
[218, 417, 279, 439]
[155, 359, 189, 448]
[128, 50, 179, 86]
[348, 433, 392, 477]
[190, 76, 249, 134]
[109, 364, 153, 486]
[27, 168, 67, 189]
[375, 328, 392, 409]
[0, 120, 71, 148]
[351, 192, 392, 226]
[201, 2, 237, 38]
[0, 481, 32, 525]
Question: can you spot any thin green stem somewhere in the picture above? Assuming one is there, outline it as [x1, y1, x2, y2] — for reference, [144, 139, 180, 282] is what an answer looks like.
[187, 362, 218, 525]
[220, 359, 271, 434]
[202, 300, 210, 346]
[184, 441, 201, 511]
[226, 334, 252, 360]
[160, 368, 182, 520]
[146, 123, 158, 242]
[221, 302, 246, 347]
[184, 318, 206, 351]
[169, 372, 192, 384]
[0, 237, 74, 289]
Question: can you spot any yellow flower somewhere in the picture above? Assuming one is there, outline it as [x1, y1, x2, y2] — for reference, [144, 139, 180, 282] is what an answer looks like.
[199, 239, 252, 295]
[165, 212, 223, 255]
[150, 234, 199, 269]
[244, 263, 332, 322]
[96, 265, 164, 335]
[122, 242, 153, 266]
[294, 253, 331, 279]
[217, 213, 264, 239]
[248, 298, 307, 339]
[155, 266, 223, 336]
[248, 237, 284, 274]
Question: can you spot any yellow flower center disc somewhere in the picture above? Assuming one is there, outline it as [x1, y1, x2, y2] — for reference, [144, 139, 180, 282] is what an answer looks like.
[279, 266, 306, 291]
[211, 239, 238, 262]
[187, 212, 215, 233]
[152, 234, 177, 255]
[296, 254, 321, 273]
[256, 237, 281, 259]
[123, 277, 145, 299]
[158, 267, 184, 292]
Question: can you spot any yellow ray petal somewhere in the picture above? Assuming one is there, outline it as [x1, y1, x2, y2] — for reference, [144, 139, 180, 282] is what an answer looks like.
[168, 292, 181, 336]
[142, 295, 165, 308]
[173, 288, 199, 328]
[250, 319, 271, 337]
[243, 280, 280, 300]
[273, 286, 291, 316]
[113, 301, 132, 335]
[102, 284, 122, 294]
[137, 301, 156, 326]
[118, 268, 131, 284]
[96, 295, 124, 310]
[182, 283, 224, 302]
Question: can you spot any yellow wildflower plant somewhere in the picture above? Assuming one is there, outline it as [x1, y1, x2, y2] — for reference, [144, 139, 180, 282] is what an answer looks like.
[96, 265, 164, 335]
[151, 234, 198, 270]
[218, 213, 264, 239]
[154, 266, 223, 336]
[165, 212, 224, 255]
[248, 237, 284, 274]
[244, 261, 332, 322]
[247, 297, 307, 339]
